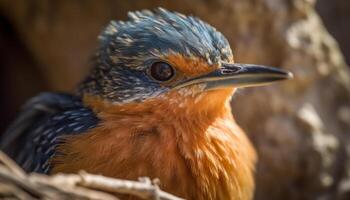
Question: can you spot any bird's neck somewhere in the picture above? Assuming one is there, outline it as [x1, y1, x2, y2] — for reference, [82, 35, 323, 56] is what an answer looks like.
[82, 88, 234, 119]
[53, 90, 256, 199]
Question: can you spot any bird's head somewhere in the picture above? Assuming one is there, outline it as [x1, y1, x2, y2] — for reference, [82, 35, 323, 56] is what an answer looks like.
[80, 8, 292, 115]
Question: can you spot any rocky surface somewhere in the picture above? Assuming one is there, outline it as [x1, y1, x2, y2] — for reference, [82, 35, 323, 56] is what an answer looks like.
[316, 0, 350, 65]
[0, 0, 349, 199]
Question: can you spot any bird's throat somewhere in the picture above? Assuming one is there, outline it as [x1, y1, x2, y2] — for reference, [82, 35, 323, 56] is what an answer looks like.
[82, 88, 235, 119]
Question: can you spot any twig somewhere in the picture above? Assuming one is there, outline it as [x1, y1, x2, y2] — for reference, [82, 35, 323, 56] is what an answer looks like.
[77, 171, 184, 200]
[0, 166, 44, 198]
[0, 151, 26, 178]
[0, 183, 36, 200]
[0, 151, 184, 200]
[30, 173, 119, 200]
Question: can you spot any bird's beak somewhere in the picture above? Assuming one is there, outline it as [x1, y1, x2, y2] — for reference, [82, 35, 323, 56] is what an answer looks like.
[173, 63, 293, 90]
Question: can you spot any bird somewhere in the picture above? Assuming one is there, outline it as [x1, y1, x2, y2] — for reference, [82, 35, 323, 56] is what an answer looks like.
[1, 8, 292, 200]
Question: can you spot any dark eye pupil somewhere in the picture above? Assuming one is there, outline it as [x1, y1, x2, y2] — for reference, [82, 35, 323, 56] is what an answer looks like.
[150, 62, 174, 81]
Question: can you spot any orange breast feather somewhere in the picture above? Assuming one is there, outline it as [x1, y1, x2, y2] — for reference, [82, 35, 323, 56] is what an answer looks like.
[52, 91, 256, 200]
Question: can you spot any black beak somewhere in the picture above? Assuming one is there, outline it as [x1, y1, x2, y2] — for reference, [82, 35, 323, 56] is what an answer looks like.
[173, 63, 293, 90]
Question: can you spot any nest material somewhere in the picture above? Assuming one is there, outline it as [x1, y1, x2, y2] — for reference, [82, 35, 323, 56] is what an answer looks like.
[0, 151, 183, 200]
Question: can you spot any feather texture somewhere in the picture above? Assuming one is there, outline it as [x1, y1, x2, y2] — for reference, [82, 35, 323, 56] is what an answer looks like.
[0, 92, 99, 173]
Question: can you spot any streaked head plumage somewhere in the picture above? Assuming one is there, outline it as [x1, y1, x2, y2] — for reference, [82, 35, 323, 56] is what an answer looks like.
[80, 8, 233, 104]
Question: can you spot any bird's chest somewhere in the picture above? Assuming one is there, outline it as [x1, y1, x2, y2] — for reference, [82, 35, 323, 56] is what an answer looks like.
[52, 116, 256, 200]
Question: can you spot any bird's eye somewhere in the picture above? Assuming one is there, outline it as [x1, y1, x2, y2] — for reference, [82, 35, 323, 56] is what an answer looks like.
[149, 62, 175, 82]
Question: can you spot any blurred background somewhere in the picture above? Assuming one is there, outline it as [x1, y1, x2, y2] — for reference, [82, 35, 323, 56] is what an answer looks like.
[0, 0, 349, 200]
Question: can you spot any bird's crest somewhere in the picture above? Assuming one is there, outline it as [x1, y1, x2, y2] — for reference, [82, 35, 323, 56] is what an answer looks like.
[98, 7, 233, 68]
